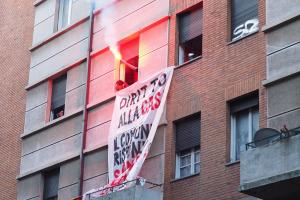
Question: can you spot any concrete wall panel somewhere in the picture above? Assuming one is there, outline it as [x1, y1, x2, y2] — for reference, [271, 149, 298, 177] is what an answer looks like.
[24, 103, 46, 134]
[139, 45, 168, 80]
[31, 21, 89, 68]
[93, 0, 156, 32]
[59, 159, 80, 188]
[148, 126, 165, 158]
[20, 134, 81, 175]
[17, 174, 41, 200]
[267, 42, 300, 80]
[92, 0, 169, 52]
[139, 20, 168, 57]
[22, 115, 82, 155]
[84, 149, 108, 180]
[88, 71, 115, 106]
[26, 82, 48, 111]
[86, 121, 110, 150]
[267, 20, 300, 54]
[91, 50, 115, 81]
[66, 62, 86, 92]
[266, 0, 300, 25]
[83, 174, 108, 194]
[58, 183, 79, 200]
[29, 38, 88, 85]
[32, 16, 55, 45]
[140, 154, 164, 185]
[34, 0, 56, 26]
[65, 85, 85, 115]
[268, 108, 300, 131]
[70, 0, 90, 24]
[267, 75, 300, 117]
[87, 101, 114, 129]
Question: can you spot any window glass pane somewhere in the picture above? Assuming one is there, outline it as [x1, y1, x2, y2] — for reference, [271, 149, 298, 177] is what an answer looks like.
[235, 109, 249, 160]
[231, 0, 259, 40]
[180, 154, 191, 167]
[194, 163, 200, 174]
[194, 150, 200, 163]
[252, 106, 259, 136]
[180, 166, 191, 177]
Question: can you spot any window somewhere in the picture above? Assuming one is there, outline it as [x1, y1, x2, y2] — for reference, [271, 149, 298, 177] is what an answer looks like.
[114, 38, 139, 91]
[43, 169, 60, 200]
[178, 6, 203, 65]
[56, 0, 72, 31]
[230, 93, 259, 162]
[175, 114, 200, 179]
[50, 74, 67, 120]
[231, 0, 259, 41]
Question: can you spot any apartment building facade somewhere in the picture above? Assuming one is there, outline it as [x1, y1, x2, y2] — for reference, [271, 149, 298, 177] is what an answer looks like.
[0, 0, 33, 199]
[17, 0, 299, 200]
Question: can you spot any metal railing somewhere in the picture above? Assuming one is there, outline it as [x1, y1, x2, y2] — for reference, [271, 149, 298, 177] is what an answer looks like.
[246, 128, 300, 150]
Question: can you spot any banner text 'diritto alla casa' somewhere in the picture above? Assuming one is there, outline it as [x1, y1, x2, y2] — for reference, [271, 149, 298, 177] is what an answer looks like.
[109, 67, 173, 185]
[84, 67, 173, 199]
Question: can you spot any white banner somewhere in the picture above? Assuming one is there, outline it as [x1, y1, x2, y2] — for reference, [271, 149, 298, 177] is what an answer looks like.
[83, 67, 173, 199]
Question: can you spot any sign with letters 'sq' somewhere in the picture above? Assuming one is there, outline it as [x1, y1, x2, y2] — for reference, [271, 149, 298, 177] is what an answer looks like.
[83, 67, 173, 199]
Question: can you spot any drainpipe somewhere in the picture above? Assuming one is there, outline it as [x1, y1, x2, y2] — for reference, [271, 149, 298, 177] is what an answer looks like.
[79, 0, 95, 197]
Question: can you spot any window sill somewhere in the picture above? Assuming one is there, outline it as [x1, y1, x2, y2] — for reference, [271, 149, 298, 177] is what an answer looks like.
[227, 31, 259, 45]
[171, 172, 200, 183]
[225, 160, 240, 167]
[175, 56, 202, 70]
[21, 108, 83, 139]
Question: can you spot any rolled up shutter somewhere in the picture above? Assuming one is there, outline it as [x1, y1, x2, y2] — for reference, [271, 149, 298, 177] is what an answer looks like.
[179, 8, 203, 43]
[230, 93, 258, 113]
[175, 114, 200, 152]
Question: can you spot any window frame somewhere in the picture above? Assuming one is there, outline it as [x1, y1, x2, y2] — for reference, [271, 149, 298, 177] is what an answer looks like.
[176, 4, 203, 65]
[55, 0, 73, 32]
[230, 106, 259, 162]
[46, 74, 67, 122]
[175, 146, 200, 179]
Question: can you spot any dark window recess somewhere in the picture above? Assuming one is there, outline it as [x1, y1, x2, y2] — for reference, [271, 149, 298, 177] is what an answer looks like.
[175, 114, 201, 152]
[43, 169, 59, 200]
[51, 74, 67, 120]
[178, 7, 203, 64]
[115, 38, 139, 91]
[231, 0, 259, 41]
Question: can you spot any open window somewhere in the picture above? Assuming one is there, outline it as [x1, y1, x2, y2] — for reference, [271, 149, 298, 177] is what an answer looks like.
[178, 6, 203, 65]
[50, 74, 67, 120]
[114, 38, 139, 91]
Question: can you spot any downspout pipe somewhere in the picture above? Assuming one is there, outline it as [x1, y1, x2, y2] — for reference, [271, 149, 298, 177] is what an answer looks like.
[79, 1, 95, 197]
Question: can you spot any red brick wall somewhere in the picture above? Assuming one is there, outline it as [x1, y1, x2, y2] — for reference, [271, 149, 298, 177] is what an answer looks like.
[0, 1, 33, 199]
[164, 0, 266, 199]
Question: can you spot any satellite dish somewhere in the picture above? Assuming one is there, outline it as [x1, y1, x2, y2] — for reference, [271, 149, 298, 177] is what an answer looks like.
[254, 128, 281, 147]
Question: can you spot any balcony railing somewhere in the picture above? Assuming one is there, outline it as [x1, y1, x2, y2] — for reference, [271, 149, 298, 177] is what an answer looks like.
[245, 127, 300, 150]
